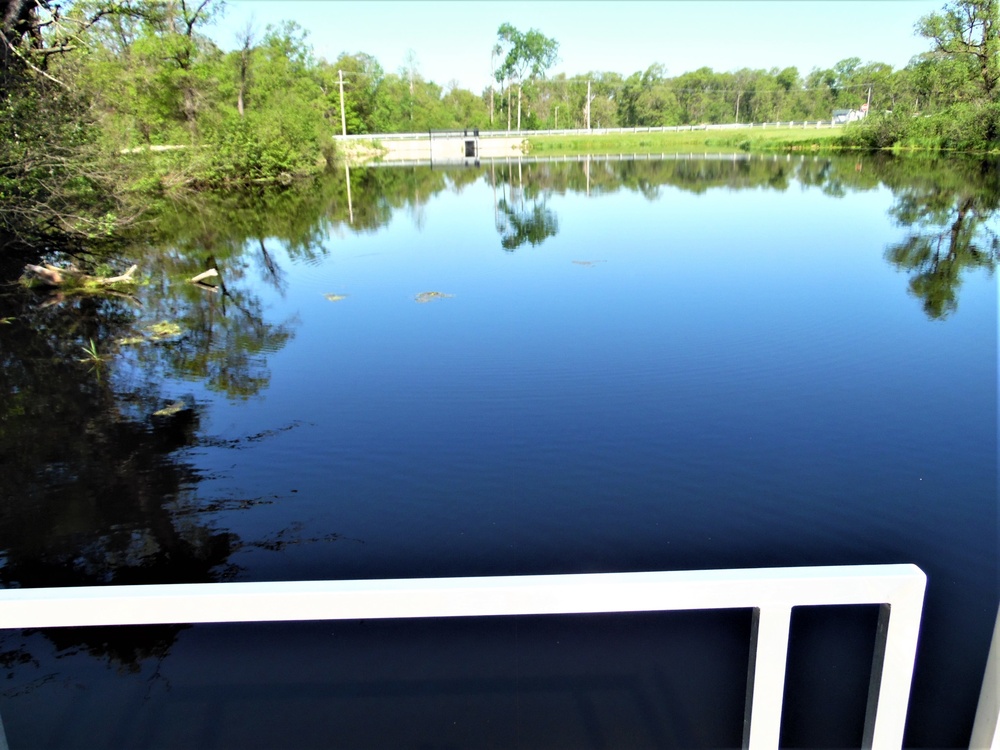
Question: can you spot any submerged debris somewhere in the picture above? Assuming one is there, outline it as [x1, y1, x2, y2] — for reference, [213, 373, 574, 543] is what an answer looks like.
[117, 320, 183, 347]
[145, 321, 182, 340]
[153, 399, 190, 418]
[324, 293, 349, 302]
[414, 291, 454, 303]
[572, 260, 606, 267]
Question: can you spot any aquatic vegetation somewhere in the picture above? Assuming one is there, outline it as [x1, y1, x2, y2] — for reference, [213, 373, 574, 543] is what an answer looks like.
[79, 338, 102, 363]
[414, 291, 454, 303]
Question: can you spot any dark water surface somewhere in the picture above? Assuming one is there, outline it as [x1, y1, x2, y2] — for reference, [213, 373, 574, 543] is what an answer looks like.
[0, 154, 996, 748]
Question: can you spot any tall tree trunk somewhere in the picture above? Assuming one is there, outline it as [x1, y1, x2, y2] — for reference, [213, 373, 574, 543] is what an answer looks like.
[235, 21, 254, 119]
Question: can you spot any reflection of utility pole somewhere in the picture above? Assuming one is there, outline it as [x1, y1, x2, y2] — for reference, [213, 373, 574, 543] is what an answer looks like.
[491, 160, 497, 226]
[344, 161, 353, 224]
[338, 69, 347, 136]
[518, 157, 523, 210]
[585, 154, 590, 196]
[517, 84, 522, 131]
[503, 157, 510, 205]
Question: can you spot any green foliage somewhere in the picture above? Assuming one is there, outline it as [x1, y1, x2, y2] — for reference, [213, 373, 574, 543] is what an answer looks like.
[842, 101, 1000, 151]
[79, 338, 102, 362]
[842, 111, 914, 149]
[0, 62, 132, 250]
[4, 0, 1000, 266]
[493, 24, 559, 129]
[525, 127, 844, 157]
[203, 81, 329, 183]
[618, 65, 682, 127]
[916, 0, 999, 99]
[495, 23, 559, 85]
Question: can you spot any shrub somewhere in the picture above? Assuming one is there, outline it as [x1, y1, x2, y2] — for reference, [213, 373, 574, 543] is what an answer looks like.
[842, 103, 1000, 153]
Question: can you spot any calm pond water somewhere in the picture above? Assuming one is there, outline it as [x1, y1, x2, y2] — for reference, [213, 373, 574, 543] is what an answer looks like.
[0, 153, 996, 749]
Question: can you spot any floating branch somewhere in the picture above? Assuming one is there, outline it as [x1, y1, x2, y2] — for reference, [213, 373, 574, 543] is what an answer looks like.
[22, 263, 139, 288]
[189, 268, 219, 284]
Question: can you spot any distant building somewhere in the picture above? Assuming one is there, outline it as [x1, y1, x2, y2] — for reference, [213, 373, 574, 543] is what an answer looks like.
[832, 105, 868, 125]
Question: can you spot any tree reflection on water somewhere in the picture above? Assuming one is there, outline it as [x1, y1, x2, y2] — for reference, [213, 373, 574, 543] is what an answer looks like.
[483, 153, 999, 318]
[490, 160, 559, 251]
[882, 159, 1000, 319]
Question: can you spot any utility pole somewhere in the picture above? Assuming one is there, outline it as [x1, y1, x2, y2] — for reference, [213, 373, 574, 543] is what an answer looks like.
[866, 85, 872, 115]
[517, 85, 521, 131]
[586, 79, 591, 130]
[338, 69, 347, 136]
[555, 105, 559, 130]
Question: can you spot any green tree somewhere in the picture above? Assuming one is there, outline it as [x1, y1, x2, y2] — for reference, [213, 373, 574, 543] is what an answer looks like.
[618, 64, 681, 126]
[0, 0, 150, 251]
[673, 67, 728, 124]
[442, 84, 489, 129]
[916, 0, 999, 100]
[205, 21, 329, 181]
[904, 52, 976, 110]
[495, 23, 558, 130]
[323, 52, 388, 134]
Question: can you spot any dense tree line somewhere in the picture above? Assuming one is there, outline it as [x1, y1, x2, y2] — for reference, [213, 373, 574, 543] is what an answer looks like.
[0, 0, 996, 253]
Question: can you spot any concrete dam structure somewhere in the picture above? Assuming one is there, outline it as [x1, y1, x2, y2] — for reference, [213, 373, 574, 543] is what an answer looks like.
[337, 130, 526, 165]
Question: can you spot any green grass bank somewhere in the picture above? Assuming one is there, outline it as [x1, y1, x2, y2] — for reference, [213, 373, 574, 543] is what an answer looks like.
[521, 126, 846, 157]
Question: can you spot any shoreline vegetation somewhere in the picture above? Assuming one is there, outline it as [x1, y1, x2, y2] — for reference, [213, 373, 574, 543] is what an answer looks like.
[1, 0, 997, 262]
[523, 114, 1000, 157]
[482, 126, 848, 159]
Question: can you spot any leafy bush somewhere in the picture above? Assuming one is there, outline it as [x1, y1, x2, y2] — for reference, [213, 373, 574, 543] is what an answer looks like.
[842, 103, 1000, 152]
[203, 103, 330, 183]
[842, 111, 911, 149]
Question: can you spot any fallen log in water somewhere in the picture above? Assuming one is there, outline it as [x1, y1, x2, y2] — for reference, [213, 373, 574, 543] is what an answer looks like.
[22, 263, 139, 288]
[189, 268, 219, 284]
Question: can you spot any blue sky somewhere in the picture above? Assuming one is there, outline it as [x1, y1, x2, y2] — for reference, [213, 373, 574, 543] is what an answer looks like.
[206, 1, 946, 92]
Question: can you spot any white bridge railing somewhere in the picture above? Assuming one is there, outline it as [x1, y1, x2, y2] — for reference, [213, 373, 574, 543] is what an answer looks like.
[333, 121, 842, 141]
[0, 564, 997, 749]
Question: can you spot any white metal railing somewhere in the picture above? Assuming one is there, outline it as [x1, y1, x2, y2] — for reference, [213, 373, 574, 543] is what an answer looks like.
[972, 604, 1000, 749]
[333, 122, 841, 141]
[0, 564, 950, 749]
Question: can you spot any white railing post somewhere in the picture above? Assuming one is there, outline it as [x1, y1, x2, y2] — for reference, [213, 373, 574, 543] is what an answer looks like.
[970, 604, 1000, 749]
[862, 590, 926, 748]
[743, 605, 792, 749]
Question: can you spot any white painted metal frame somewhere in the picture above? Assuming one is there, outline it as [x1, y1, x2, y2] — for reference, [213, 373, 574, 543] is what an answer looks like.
[0, 564, 928, 749]
[970, 604, 1000, 750]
